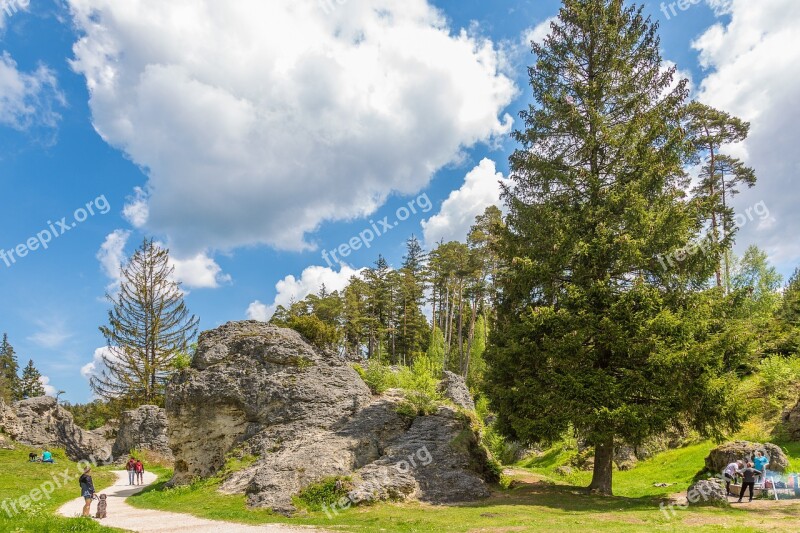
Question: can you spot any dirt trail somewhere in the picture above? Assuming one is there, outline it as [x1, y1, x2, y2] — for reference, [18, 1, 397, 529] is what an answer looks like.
[57, 470, 322, 533]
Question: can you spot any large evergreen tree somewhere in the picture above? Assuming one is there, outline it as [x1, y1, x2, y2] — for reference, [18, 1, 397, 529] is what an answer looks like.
[93, 239, 199, 406]
[0, 334, 20, 402]
[485, 0, 743, 495]
[19, 359, 45, 399]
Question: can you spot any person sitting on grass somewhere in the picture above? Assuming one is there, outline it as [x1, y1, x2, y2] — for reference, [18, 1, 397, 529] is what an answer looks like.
[28, 452, 38, 462]
[41, 449, 54, 463]
[723, 460, 743, 495]
[79, 466, 95, 517]
[738, 462, 762, 503]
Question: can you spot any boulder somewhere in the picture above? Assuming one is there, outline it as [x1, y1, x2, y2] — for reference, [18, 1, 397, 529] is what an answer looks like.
[438, 371, 475, 411]
[614, 446, 638, 471]
[705, 441, 789, 474]
[686, 479, 728, 507]
[166, 321, 495, 515]
[113, 405, 172, 461]
[0, 396, 112, 463]
[782, 399, 800, 440]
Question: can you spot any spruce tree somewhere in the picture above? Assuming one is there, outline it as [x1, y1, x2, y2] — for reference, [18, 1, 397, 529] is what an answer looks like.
[19, 359, 45, 399]
[485, 0, 743, 495]
[0, 334, 20, 402]
[93, 239, 199, 406]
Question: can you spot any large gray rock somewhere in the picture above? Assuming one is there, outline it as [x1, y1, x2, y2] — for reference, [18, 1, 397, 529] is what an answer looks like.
[0, 396, 112, 462]
[438, 371, 475, 411]
[686, 479, 728, 507]
[783, 399, 800, 440]
[705, 441, 789, 474]
[166, 321, 495, 515]
[113, 405, 172, 461]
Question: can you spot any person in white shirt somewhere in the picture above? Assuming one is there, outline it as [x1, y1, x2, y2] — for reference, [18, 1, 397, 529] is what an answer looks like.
[723, 460, 743, 495]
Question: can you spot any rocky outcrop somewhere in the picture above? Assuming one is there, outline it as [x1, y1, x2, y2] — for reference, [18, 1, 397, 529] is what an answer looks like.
[438, 371, 474, 411]
[705, 441, 789, 474]
[783, 399, 800, 440]
[686, 479, 728, 506]
[166, 321, 494, 515]
[113, 405, 172, 461]
[0, 396, 112, 462]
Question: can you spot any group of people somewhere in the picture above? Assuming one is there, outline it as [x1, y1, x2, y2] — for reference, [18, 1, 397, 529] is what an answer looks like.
[27, 449, 54, 463]
[126, 456, 145, 485]
[722, 450, 771, 503]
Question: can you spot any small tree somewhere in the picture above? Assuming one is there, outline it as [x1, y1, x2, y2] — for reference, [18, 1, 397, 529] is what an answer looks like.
[93, 239, 199, 406]
[19, 360, 46, 399]
[0, 334, 20, 402]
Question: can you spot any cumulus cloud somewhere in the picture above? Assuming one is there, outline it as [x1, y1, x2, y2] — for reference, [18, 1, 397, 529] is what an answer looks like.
[81, 346, 118, 381]
[96, 231, 230, 289]
[522, 17, 557, 48]
[693, 0, 800, 268]
[422, 158, 509, 247]
[39, 375, 57, 397]
[97, 229, 131, 291]
[122, 187, 149, 228]
[247, 264, 363, 321]
[68, 0, 516, 255]
[0, 52, 64, 132]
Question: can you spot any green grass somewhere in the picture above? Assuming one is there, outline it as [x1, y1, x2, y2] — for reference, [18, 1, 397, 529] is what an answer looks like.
[0, 443, 121, 532]
[125, 438, 800, 533]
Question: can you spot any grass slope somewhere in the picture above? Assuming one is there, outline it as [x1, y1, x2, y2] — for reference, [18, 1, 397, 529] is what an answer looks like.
[0, 443, 120, 532]
[126, 438, 800, 532]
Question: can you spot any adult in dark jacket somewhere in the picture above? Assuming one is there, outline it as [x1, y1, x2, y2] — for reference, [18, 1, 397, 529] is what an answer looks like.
[79, 467, 95, 517]
[738, 462, 762, 503]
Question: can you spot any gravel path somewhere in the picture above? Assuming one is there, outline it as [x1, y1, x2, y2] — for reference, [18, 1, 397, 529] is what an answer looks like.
[57, 470, 323, 532]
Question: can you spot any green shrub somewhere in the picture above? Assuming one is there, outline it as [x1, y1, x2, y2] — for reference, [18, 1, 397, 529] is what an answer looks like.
[354, 360, 400, 394]
[482, 426, 525, 465]
[758, 355, 800, 405]
[295, 476, 353, 511]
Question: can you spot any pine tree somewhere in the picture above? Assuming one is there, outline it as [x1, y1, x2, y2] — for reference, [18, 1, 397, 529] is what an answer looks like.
[19, 359, 45, 399]
[485, 0, 743, 495]
[93, 239, 199, 406]
[0, 334, 20, 402]
[686, 102, 756, 290]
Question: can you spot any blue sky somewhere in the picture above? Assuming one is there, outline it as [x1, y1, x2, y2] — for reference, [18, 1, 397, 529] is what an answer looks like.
[1, 0, 797, 403]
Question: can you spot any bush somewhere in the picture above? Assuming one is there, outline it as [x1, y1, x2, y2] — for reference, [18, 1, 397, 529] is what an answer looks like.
[482, 425, 525, 465]
[295, 476, 353, 511]
[354, 360, 400, 394]
[758, 355, 800, 411]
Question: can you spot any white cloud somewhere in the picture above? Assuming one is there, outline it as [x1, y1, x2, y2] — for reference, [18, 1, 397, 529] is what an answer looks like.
[39, 375, 57, 397]
[169, 251, 231, 289]
[97, 232, 230, 289]
[122, 186, 149, 228]
[693, 0, 800, 269]
[97, 229, 131, 291]
[247, 264, 363, 321]
[422, 158, 509, 247]
[522, 17, 557, 48]
[27, 318, 72, 349]
[81, 346, 117, 380]
[67, 0, 516, 255]
[0, 51, 64, 131]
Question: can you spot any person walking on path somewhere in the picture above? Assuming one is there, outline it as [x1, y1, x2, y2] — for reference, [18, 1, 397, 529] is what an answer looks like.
[754, 451, 769, 478]
[738, 462, 762, 503]
[79, 466, 95, 517]
[724, 461, 743, 495]
[135, 459, 144, 485]
[126, 456, 137, 485]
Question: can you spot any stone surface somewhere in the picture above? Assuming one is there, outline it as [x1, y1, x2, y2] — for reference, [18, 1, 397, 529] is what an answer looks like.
[705, 441, 789, 474]
[438, 371, 475, 411]
[614, 446, 638, 471]
[686, 479, 728, 506]
[113, 405, 173, 461]
[0, 396, 112, 462]
[783, 399, 800, 440]
[166, 321, 495, 515]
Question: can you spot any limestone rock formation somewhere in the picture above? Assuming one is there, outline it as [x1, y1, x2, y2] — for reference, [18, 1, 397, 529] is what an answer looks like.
[113, 405, 173, 461]
[782, 399, 800, 440]
[166, 321, 494, 515]
[705, 441, 789, 474]
[0, 396, 112, 462]
[686, 479, 728, 506]
[438, 371, 475, 411]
